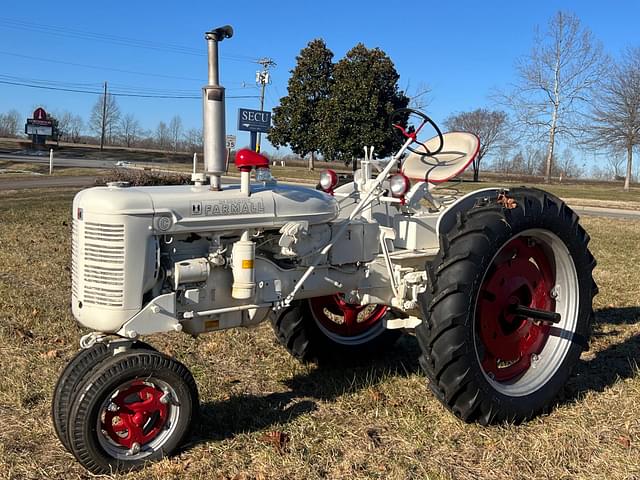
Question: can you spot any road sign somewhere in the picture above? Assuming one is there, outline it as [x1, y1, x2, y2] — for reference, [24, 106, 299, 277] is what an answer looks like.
[33, 107, 47, 121]
[25, 124, 53, 136]
[226, 135, 236, 149]
[237, 108, 271, 133]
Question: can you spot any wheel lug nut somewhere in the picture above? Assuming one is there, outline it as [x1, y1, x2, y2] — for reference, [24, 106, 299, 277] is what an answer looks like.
[126, 442, 141, 456]
[531, 353, 540, 367]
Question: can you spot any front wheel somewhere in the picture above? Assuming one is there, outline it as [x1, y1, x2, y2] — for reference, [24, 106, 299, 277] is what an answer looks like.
[417, 188, 596, 424]
[67, 350, 199, 474]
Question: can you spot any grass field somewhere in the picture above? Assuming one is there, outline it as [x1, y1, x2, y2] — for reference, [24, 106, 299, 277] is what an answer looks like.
[0, 188, 639, 479]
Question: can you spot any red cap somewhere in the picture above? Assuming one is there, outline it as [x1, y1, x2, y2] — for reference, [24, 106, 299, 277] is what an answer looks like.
[235, 149, 269, 171]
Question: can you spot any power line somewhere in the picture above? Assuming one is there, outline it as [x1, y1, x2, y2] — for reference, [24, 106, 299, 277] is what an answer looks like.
[0, 17, 260, 63]
[0, 50, 203, 82]
[0, 79, 260, 100]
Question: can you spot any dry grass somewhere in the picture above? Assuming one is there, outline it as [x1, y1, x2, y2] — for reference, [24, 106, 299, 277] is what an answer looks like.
[0, 188, 639, 479]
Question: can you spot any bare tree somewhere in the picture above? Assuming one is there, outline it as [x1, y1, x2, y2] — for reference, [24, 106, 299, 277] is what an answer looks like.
[499, 11, 606, 183]
[89, 94, 120, 147]
[606, 155, 626, 179]
[69, 115, 84, 143]
[587, 47, 640, 191]
[557, 148, 584, 179]
[183, 128, 203, 153]
[444, 108, 508, 181]
[155, 121, 171, 150]
[0, 109, 22, 137]
[406, 82, 432, 110]
[56, 111, 84, 143]
[169, 115, 183, 152]
[120, 114, 141, 148]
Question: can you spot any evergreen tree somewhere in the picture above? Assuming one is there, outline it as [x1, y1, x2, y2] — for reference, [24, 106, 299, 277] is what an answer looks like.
[268, 39, 333, 170]
[320, 44, 408, 162]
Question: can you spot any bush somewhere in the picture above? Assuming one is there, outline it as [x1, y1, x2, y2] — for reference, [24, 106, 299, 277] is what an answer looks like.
[96, 169, 192, 186]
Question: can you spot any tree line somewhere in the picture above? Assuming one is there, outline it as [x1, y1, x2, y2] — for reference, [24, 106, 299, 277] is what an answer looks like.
[268, 11, 640, 190]
[0, 98, 202, 153]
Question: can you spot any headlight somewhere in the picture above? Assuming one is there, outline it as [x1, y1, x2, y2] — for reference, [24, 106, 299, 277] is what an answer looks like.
[389, 174, 410, 198]
[319, 169, 338, 193]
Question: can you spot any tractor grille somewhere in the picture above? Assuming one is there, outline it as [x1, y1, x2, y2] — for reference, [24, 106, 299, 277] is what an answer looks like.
[71, 219, 79, 298]
[76, 221, 126, 307]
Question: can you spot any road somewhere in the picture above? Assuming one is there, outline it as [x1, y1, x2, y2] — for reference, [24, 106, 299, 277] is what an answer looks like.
[0, 174, 638, 221]
[570, 205, 640, 221]
[0, 153, 116, 169]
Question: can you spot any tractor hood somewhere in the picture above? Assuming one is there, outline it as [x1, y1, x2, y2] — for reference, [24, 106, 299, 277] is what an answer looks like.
[74, 182, 339, 234]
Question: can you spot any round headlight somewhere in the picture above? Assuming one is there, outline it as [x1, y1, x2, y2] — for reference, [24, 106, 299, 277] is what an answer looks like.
[319, 169, 338, 192]
[389, 174, 410, 198]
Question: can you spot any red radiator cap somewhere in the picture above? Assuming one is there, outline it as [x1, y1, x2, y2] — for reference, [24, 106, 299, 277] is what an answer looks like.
[235, 149, 269, 171]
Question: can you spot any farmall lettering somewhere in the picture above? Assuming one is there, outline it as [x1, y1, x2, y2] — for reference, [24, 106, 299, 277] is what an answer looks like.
[191, 199, 265, 216]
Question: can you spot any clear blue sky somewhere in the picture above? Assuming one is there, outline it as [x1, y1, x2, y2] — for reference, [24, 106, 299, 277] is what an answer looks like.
[0, 0, 638, 155]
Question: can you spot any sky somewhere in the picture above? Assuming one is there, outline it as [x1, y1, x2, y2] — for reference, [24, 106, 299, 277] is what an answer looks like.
[0, 0, 638, 159]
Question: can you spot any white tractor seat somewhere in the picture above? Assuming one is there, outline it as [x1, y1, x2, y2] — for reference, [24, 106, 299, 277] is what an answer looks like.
[402, 132, 480, 183]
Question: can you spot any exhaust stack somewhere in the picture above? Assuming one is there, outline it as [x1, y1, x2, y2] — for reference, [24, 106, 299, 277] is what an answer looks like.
[203, 26, 233, 190]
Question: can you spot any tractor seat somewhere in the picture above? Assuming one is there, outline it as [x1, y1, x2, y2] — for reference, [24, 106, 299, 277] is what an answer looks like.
[402, 132, 480, 183]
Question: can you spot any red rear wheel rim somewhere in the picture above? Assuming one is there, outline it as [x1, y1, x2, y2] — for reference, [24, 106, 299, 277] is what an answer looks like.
[309, 295, 388, 337]
[476, 237, 555, 382]
[102, 381, 169, 448]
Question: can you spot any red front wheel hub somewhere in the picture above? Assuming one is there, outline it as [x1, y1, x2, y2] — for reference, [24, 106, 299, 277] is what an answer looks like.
[102, 381, 169, 449]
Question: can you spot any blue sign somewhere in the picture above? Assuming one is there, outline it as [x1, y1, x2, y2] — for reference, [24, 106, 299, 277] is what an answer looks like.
[237, 108, 271, 133]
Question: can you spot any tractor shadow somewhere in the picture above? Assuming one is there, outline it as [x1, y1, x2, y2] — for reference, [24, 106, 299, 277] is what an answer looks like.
[189, 334, 421, 446]
[561, 306, 640, 402]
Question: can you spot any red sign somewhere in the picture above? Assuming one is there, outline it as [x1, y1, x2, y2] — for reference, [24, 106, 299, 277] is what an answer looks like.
[33, 107, 47, 121]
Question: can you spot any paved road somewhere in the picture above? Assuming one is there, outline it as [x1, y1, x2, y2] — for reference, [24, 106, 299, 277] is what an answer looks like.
[571, 205, 640, 221]
[0, 153, 116, 169]
[1, 175, 639, 221]
[0, 175, 97, 190]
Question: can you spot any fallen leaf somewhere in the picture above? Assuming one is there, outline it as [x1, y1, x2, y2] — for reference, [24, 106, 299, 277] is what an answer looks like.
[16, 328, 34, 341]
[41, 349, 60, 359]
[617, 435, 631, 448]
[367, 427, 383, 448]
[261, 431, 289, 453]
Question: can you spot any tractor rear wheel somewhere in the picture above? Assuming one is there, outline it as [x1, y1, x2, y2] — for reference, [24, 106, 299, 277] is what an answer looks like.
[271, 296, 400, 363]
[416, 188, 597, 424]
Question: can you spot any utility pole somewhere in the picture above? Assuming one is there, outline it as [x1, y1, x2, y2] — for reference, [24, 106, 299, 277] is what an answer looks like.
[100, 81, 107, 151]
[255, 57, 275, 153]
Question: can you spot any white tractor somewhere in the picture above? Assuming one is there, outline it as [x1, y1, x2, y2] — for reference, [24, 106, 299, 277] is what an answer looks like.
[53, 26, 597, 474]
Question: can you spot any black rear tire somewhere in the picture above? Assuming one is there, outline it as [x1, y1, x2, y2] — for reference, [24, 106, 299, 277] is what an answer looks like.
[52, 340, 154, 452]
[416, 188, 597, 424]
[271, 298, 400, 364]
[67, 349, 198, 474]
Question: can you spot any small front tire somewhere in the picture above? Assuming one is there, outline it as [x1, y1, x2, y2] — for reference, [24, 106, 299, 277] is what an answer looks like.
[52, 340, 155, 452]
[67, 350, 199, 474]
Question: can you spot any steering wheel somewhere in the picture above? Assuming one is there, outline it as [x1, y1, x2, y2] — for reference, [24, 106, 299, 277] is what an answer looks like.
[389, 108, 444, 156]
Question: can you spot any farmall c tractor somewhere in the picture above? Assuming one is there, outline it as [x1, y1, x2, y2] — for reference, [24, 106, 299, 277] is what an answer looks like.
[53, 26, 597, 474]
